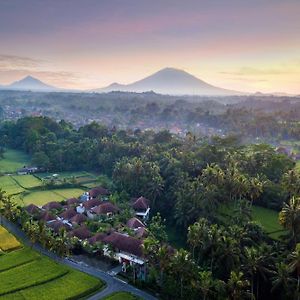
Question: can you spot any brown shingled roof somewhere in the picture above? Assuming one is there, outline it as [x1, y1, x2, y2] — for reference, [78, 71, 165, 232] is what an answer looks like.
[59, 208, 77, 220]
[69, 225, 92, 240]
[42, 201, 63, 211]
[132, 196, 149, 211]
[39, 211, 56, 222]
[88, 232, 107, 245]
[102, 232, 143, 257]
[127, 217, 145, 229]
[83, 198, 102, 210]
[70, 213, 87, 225]
[48, 220, 71, 233]
[89, 187, 110, 198]
[91, 202, 119, 215]
[66, 198, 80, 206]
[25, 204, 40, 215]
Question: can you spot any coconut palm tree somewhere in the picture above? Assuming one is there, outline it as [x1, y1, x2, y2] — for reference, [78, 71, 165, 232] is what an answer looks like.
[279, 196, 300, 246]
[288, 243, 300, 300]
[227, 271, 251, 300]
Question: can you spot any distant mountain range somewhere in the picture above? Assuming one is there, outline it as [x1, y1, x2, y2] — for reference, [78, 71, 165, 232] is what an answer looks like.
[0, 75, 58, 92]
[94, 68, 241, 96]
[0, 68, 295, 96]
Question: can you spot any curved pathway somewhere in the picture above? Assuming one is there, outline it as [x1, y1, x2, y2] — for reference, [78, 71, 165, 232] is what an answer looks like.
[0, 216, 157, 300]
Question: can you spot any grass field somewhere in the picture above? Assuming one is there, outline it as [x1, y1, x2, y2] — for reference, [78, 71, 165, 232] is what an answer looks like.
[103, 292, 141, 300]
[0, 234, 104, 299]
[295, 160, 300, 173]
[12, 175, 42, 189]
[0, 149, 31, 174]
[218, 203, 285, 239]
[0, 226, 21, 252]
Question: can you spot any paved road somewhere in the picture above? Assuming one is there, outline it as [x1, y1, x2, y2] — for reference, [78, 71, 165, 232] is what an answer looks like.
[0, 217, 157, 300]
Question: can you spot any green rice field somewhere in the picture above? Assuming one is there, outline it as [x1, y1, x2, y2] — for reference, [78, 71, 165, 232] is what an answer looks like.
[0, 226, 21, 252]
[218, 203, 285, 239]
[0, 232, 104, 299]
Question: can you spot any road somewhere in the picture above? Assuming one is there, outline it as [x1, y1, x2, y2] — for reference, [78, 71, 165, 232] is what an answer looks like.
[0, 216, 157, 300]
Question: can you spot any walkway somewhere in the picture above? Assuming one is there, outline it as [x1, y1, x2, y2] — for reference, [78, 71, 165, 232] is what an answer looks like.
[0, 216, 157, 300]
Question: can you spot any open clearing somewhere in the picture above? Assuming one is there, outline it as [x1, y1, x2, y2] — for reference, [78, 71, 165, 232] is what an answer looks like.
[0, 226, 21, 252]
[0, 149, 31, 174]
[0, 230, 104, 299]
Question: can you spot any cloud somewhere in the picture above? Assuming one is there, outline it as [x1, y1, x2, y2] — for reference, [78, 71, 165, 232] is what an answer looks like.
[0, 54, 43, 71]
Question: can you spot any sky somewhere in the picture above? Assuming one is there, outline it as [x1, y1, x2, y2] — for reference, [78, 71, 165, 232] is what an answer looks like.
[0, 0, 299, 93]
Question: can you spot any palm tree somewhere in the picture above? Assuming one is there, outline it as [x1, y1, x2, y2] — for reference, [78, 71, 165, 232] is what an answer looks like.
[227, 271, 251, 300]
[271, 262, 296, 298]
[279, 196, 300, 246]
[288, 243, 300, 300]
[242, 245, 273, 299]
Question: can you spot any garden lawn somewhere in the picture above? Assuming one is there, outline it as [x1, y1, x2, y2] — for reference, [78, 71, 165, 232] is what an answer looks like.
[0, 226, 21, 252]
[0, 149, 30, 173]
[103, 292, 141, 300]
[0, 176, 24, 195]
[12, 175, 42, 189]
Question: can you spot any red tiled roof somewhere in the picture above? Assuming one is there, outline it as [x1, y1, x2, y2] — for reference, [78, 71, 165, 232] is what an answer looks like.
[39, 211, 56, 222]
[42, 201, 63, 211]
[25, 204, 40, 215]
[83, 198, 102, 210]
[89, 187, 110, 198]
[59, 208, 77, 220]
[69, 225, 92, 240]
[88, 232, 107, 245]
[91, 202, 119, 215]
[132, 197, 149, 211]
[70, 213, 87, 224]
[127, 217, 145, 229]
[102, 232, 143, 257]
